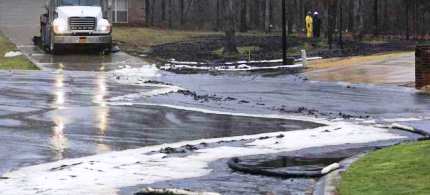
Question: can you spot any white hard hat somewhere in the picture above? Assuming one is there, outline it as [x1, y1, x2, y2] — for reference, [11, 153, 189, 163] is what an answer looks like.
[314, 11, 319, 15]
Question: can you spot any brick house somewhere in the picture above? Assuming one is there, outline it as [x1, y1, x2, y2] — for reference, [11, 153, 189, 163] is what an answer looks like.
[106, 0, 145, 25]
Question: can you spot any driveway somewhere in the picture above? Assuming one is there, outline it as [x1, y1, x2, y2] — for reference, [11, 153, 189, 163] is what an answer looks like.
[305, 52, 415, 86]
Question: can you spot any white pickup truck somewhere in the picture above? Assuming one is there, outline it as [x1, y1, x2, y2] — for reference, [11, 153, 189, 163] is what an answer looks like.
[40, 0, 112, 54]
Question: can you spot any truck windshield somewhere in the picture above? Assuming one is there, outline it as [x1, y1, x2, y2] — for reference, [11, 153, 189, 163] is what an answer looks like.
[59, 0, 101, 6]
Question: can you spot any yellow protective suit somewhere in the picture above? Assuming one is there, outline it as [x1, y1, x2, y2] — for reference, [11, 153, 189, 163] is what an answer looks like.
[305, 15, 313, 39]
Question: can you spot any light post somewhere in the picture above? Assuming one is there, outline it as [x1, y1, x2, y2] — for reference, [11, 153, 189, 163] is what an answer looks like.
[282, 0, 288, 65]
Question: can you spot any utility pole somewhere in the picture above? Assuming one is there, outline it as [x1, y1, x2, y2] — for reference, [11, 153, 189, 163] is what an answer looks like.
[282, 0, 288, 64]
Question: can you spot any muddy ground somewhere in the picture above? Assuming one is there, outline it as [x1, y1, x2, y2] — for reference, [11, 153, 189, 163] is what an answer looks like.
[118, 34, 416, 63]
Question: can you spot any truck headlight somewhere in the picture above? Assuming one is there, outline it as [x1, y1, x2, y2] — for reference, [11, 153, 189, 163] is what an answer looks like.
[53, 19, 67, 34]
[99, 24, 111, 33]
[98, 19, 111, 34]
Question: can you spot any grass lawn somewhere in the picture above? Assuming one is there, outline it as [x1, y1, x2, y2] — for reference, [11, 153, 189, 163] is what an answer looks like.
[0, 33, 38, 70]
[112, 26, 275, 47]
[339, 141, 430, 195]
[113, 26, 222, 48]
[308, 51, 413, 70]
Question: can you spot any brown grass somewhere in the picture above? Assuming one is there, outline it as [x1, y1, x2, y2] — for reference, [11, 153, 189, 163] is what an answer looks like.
[307, 51, 413, 71]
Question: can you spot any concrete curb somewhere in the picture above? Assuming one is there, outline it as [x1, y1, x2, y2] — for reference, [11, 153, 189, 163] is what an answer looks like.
[313, 154, 366, 195]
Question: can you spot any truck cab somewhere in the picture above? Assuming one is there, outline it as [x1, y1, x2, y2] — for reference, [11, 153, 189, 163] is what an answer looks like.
[40, 0, 112, 54]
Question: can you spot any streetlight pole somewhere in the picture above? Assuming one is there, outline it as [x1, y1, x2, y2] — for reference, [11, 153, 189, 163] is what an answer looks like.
[282, 0, 288, 65]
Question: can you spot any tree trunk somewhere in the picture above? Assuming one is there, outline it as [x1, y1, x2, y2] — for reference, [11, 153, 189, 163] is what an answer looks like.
[264, 0, 271, 32]
[353, 0, 364, 41]
[216, 0, 221, 31]
[179, 0, 184, 26]
[150, 0, 155, 25]
[383, 0, 388, 36]
[327, 0, 337, 49]
[373, 0, 379, 36]
[239, 0, 248, 32]
[405, 0, 410, 40]
[288, 0, 295, 34]
[224, 0, 238, 55]
[145, 0, 150, 25]
[413, 0, 417, 39]
[338, 0, 343, 49]
[161, 0, 166, 21]
[168, 0, 173, 28]
[348, 0, 354, 31]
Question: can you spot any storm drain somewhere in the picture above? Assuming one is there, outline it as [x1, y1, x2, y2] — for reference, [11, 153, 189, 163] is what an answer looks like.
[228, 155, 343, 178]
[135, 187, 220, 195]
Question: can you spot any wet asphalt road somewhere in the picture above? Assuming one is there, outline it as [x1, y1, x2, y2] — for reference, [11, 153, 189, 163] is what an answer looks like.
[0, 71, 323, 175]
[0, 0, 319, 175]
[1, 0, 430, 194]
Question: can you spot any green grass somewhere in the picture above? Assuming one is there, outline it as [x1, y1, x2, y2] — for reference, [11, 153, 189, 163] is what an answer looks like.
[339, 141, 430, 195]
[0, 33, 38, 70]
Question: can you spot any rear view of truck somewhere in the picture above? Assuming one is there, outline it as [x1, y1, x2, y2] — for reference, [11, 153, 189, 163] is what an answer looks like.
[40, 0, 112, 54]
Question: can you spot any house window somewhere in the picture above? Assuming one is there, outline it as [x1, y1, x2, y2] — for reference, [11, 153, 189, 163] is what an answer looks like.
[112, 0, 128, 23]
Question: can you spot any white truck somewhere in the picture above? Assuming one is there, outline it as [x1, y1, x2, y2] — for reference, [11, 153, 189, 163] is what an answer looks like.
[40, 0, 112, 54]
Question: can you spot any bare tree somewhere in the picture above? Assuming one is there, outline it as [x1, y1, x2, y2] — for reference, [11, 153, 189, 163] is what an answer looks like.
[404, 0, 410, 40]
[145, 0, 150, 25]
[179, 0, 185, 26]
[161, 0, 166, 21]
[353, 0, 364, 41]
[264, 0, 271, 32]
[239, 0, 248, 32]
[373, 0, 379, 36]
[327, 0, 337, 49]
[216, 0, 222, 31]
[168, 0, 173, 28]
[150, 0, 155, 25]
[223, 0, 238, 55]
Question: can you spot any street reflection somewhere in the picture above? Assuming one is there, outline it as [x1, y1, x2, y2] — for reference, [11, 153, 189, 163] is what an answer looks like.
[93, 71, 112, 153]
[51, 69, 68, 160]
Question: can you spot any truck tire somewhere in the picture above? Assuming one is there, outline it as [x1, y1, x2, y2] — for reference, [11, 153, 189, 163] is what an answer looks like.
[103, 44, 112, 55]
[49, 31, 62, 55]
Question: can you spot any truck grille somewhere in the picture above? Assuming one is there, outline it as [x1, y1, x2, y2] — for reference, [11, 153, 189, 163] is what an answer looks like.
[69, 17, 96, 31]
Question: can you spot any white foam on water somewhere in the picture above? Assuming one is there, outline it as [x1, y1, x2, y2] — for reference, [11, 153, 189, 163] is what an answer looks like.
[108, 65, 183, 99]
[109, 65, 161, 84]
[108, 84, 183, 102]
[160, 63, 304, 71]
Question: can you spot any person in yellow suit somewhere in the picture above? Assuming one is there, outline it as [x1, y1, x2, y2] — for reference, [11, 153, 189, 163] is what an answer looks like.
[305, 11, 313, 39]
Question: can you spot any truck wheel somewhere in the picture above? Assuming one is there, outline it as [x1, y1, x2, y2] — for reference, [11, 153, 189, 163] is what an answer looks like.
[102, 45, 112, 55]
[49, 36, 56, 54]
[49, 32, 62, 55]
